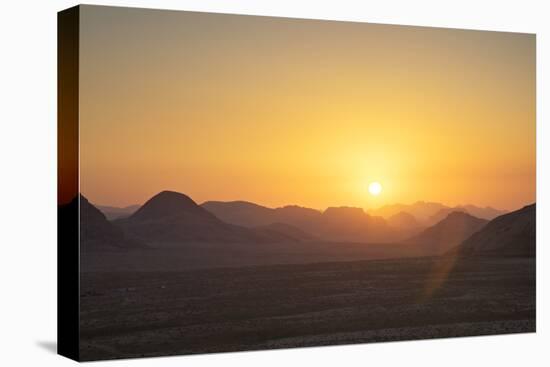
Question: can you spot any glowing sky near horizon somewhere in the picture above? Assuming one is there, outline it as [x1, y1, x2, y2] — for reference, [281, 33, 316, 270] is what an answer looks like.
[79, 6, 535, 211]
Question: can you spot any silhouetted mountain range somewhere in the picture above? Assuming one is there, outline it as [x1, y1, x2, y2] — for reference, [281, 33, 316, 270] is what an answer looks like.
[140, 196, 510, 244]
[406, 211, 488, 254]
[427, 207, 468, 225]
[368, 201, 506, 225]
[449, 204, 535, 257]
[368, 201, 447, 223]
[79, 195, 145, 251]
[202, 201, 401, 242]
[115, 191, 311, 246]
[201, 201, 321, 229]
[84, 191, 533, 259]
[459, 205, 508, 221]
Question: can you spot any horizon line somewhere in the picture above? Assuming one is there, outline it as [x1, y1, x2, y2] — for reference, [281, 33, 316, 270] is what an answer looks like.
[80, 190, 525, 214]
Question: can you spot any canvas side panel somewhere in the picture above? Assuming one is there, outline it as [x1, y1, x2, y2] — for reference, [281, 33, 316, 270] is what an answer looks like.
[57, 5, 80, 362]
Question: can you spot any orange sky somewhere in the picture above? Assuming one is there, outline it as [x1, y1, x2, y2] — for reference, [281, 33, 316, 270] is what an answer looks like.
[79, 6, 535, 211]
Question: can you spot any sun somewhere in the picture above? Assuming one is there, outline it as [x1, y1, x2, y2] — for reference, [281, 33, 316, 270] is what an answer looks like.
[368, 181, 382, 196]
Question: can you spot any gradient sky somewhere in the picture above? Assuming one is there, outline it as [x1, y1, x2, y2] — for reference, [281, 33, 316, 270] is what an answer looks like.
[79, 6, 535, 211]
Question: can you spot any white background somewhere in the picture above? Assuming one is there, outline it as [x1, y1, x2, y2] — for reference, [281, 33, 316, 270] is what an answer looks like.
[0, 0, 548, 365]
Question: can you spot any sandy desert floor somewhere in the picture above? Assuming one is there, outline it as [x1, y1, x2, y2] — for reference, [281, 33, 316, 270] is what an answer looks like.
[79, 256, 535, 361]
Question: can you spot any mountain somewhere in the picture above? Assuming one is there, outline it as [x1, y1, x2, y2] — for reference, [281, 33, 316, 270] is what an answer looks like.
[79, 195, 145, 251]
[387, 211, 421, 230]
[427, 207, 468, 226]
[369, 201, 507, 225]
[427, 206, 506, 225]
[273, 205, 324, 233]
[202, 201, 397, 242]
[449, 204, 535, 257]
[316, 207, 392, 242]
[201, 201, 322, 229]
[117, 191, 312, 245]
[201, 201, 288, 227]
[96, 204, 140, 220]
[406, 211, 488, 254]
[368, 201, 448, 223]
[457, 205, 507, 221]
[131, 190, 210, 221]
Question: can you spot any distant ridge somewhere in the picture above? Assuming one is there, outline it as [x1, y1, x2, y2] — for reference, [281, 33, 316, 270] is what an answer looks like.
[427, 206, 506, 225]
[368, 201, 506, 225]
[94, 193, 518, 248]
[449, 204, 535, 257]
[368, 201, 447, 223]
[79, 195, 145, 251]
[96, 204, 140, 220]
[201, 200, 280, 227]
[406, 211, 488, 254]
[203, 201, 400, 242]
[457, 205, 507, 221]
[427, 207, 468, 226]
[117, 191, 314, 245]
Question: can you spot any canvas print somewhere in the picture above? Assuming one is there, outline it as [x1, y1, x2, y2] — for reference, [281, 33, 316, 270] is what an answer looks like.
[58, 5, 536, 362]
